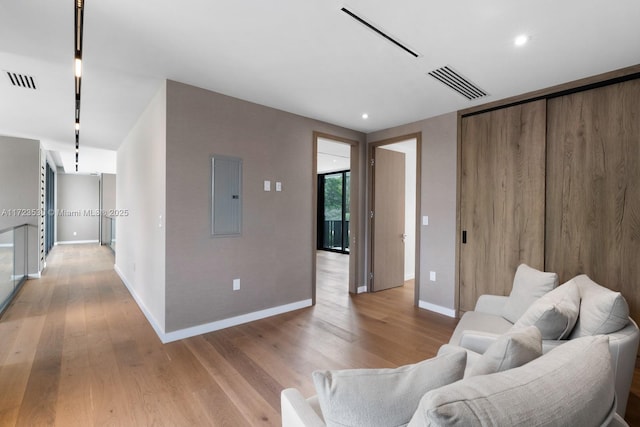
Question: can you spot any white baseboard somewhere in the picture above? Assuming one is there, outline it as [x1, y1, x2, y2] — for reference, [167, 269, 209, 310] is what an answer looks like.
[56, 240, 100, 245]
[404, 274, 415, 281]
[0, 243, 13, 248]
[418, 300, 456, 318]
[114, 263, 313, 344]
[114, 264, 166, 341]
[357, 285, 367, 294]
[162, 299, 313, 343]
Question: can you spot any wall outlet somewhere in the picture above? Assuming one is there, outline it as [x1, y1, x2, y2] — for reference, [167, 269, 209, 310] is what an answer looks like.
[276, 181, 282, 192]
[264, 180, 271, 191]
[429, 271, 436, 281]
[233, 278, 240, 291]
[422, 216, 429, 226]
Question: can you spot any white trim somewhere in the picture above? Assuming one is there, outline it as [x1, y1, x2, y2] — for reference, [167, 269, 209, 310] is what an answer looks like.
[114, 264, 312, 344]
[418, 300, 456, 318]
[114, 264, 166, 340]
[0, 243, 13, 248]
[357, 285, 367, 294]
[28, 272, 41, 279]
[404, 274, 415, 281]
[55, 240, 100, 245]
[162, 299, 312, 343]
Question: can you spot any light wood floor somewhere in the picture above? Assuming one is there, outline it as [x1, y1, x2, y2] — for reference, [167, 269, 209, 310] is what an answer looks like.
[0, 246, 638, 426]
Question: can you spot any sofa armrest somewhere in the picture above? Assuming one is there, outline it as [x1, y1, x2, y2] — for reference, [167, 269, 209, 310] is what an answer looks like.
[458, 330, 501, 354]
[474, 295, 509, 315]
[281, 389, 325, 427]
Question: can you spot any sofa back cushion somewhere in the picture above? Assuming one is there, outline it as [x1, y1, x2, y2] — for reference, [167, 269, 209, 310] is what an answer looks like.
[313, 350, 466, 427]
[466, 325, 542, 377]
[501, 264, 558, 323]
[570, 275, 629, 337]
[409, 336, 615, 427]
[512, 280, 580, 339]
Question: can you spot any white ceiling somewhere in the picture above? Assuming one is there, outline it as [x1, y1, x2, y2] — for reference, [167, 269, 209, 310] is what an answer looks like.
[318, 137, 351, 174]
[1, 1, 639, 173]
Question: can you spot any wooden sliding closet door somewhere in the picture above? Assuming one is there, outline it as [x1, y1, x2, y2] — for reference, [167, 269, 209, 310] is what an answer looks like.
[546, 79, 640, 320]
[459, 100, 547, 312]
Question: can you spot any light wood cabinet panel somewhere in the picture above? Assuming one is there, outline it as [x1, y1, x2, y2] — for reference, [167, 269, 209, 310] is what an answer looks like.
[459, 100, 547, 312]
[546, 79, 640, 322]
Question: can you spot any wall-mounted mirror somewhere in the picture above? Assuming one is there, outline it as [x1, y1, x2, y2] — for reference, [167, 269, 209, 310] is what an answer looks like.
[211, 155, 242, 237]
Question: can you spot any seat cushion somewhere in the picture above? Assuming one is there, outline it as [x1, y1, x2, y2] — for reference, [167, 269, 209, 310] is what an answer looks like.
[501, 264, 559, 323]
[513, 280, 580, 339]
[466, 325, 542, 377]
[312, 350, 467, 427]
[450, 311, 513, 346]
[409, 336, 615, 427]
[570, 275, 629, 337]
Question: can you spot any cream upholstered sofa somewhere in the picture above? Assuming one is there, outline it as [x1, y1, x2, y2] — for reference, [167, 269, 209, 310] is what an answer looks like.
[281, 334, 628, 426]
[280, 265, 638, 426]
[450, 265, 639, 417]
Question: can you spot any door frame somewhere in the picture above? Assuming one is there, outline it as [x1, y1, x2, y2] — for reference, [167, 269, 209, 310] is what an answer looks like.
[368, 133, 422, 305]
[312, 132, 361, 304]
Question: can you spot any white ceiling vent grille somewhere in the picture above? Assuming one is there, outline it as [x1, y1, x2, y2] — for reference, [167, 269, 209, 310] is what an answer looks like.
[5, 71, 37, 90]
[428, 66, 487, 100]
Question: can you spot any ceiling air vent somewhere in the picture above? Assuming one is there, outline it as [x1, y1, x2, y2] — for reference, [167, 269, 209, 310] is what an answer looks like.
[5, 71, 37, 90]
[428, 66, 487, 100]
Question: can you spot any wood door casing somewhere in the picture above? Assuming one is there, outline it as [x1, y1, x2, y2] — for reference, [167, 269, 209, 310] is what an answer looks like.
[546, 79, 640, 322]
[372, 147, 405, 292]
[459, 100, 547, 312]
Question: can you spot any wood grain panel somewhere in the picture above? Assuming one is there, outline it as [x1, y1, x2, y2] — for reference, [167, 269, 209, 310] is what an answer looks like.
[459, 100, 547, 311]
[546, 79, 640, 324]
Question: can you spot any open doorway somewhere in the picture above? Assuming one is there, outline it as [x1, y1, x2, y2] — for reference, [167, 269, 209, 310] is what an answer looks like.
[312, 133, 359, 304]
[369, 135, 420, 305]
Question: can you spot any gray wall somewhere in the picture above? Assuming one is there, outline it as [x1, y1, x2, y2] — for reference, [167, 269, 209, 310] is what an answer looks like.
[164, 80, 365, 332]
[116, 81, 167, 330]
[367, 112, 458, 313]
[0, 135, 41, 275]
[100, 173, 116, 243]
[0, 136, 40, 230]
[56, 174, 100, 242]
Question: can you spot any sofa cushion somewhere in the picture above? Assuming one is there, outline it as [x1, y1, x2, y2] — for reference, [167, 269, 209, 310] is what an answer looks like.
[466, 325, 542, 377]
[312, 350, 467, 427]
[501, 264, 559, 323]
[449, 311, 513, 347]
[570, 274, 630, 337]
[409, 336, 615, 427]
[512, 280, 580, 339]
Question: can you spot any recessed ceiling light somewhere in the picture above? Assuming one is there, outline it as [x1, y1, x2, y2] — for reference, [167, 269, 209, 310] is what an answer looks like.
[362, 113, 369, 119]
[514, 34, 530, 46]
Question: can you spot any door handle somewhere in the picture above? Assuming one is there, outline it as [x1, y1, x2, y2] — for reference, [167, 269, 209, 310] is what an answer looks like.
[402, 234, 407, 242]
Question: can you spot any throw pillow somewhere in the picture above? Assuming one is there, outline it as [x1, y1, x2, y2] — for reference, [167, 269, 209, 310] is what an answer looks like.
[501, 264, 558, 323]
[512, 280, 580, 339]
[409, 336, 615, 427]
[570, 274, 629, 337]
[466, 325, 542, 377]
[312, 350, 467, 427]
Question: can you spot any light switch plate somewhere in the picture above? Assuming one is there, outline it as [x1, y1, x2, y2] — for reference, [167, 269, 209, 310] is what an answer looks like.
[423, 216, 429, 226]
[233, 278, 240, 291]
[429, 271, 436, 281]
[264, 180, 271, 191]
[276, 181, 282, 192]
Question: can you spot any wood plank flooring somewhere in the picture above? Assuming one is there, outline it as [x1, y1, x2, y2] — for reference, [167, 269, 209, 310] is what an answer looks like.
[0, 246, 638, 426]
